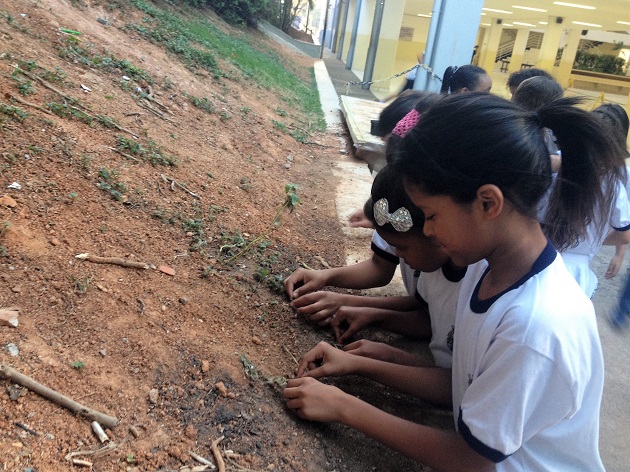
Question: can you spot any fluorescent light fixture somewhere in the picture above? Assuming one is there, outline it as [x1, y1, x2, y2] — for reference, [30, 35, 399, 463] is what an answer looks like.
[513, 21, 536, 26]
[481, 23, 491, 26]
[552, 2, 596, 10]
[572, 21, 601, 27]
[503, 23, 514, 27]
[512, 5, 547, 12]
[481, 12, 487, 15]
[417, 13, 432, 17]
[539, 21, 548, 24]
[617, 21, 630, 25]
[482, 8, 513, 14]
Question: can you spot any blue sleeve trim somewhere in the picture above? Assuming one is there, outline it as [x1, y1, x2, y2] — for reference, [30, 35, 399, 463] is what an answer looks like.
[457, 408, 509, 463]
[612, 223, 630, 232]
[371, 242, 400, 265]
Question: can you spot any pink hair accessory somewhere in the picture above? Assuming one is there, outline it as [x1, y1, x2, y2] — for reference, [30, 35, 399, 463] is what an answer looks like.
[392, 109, 421, 138]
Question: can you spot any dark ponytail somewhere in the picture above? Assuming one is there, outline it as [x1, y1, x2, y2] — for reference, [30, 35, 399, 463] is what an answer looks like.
[388, 93, 627, 250]
[539, 98, 627, 250]
[440, 65, 489, 94]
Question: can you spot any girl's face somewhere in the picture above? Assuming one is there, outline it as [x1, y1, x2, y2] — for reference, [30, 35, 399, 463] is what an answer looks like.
[377, 229, 449, 272]
[405, 186, 487, 267]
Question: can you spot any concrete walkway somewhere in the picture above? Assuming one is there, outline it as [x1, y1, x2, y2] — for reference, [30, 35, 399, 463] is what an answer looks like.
[258, 25, 630, 470]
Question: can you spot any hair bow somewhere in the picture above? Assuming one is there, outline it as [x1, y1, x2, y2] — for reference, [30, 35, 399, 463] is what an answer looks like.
[373, 198, 413, 232]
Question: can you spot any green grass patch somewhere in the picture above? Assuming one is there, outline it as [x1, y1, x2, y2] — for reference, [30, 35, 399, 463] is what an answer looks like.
[126, 0, 325, 133]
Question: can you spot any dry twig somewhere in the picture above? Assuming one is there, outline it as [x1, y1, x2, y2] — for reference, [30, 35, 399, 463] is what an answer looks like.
[160, 174, 200, 199]
[107, 146, 141, 163]
[75, 253, 152, 270]
[210, 436, 225, 472]
[0, 365, 119, 428]
[4, 92, 53, 115]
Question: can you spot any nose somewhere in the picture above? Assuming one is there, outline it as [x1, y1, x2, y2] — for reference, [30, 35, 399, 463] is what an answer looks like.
[422, 221, 434, 238]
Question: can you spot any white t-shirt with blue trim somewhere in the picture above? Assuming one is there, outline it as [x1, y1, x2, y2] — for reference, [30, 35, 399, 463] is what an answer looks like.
[453, 244, 604, 471]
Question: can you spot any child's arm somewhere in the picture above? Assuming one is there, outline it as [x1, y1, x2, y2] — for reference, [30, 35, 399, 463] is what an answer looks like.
[344, 339, 433, 366]
[602, 228, 630, 246]
[605, 243, 627, 279]
[291, 292, 420, 325]
[297, 341, 451, 406]
[284, 377, 494, 472]
[331, 305, 432, 343]
[284, 254, 397, 299]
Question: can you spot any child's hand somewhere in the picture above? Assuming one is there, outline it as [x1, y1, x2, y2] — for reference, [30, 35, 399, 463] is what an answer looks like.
[283, 377, 346, 422]
[331, 306, 378, 344]
[343, 339, 394, 362]
[283, 268, 328, 299]
[348, 208, 374, 229]
[605, 253, 623, 279]
[290, 291, 345, 325]
[297, 341, 354, 378]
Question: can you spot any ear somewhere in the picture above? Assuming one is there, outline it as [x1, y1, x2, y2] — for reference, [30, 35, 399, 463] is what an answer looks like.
[475, 184, 503, 220]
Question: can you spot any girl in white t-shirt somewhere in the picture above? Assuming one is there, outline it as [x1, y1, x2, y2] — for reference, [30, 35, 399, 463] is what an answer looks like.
[284, 94, 617, 471]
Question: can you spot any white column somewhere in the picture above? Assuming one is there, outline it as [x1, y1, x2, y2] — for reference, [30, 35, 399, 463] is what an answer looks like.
[536, 16, 564, 71]
[556, 29, 582, 87]
[478, 19, 504, 74]
[508, 28, 530, 74]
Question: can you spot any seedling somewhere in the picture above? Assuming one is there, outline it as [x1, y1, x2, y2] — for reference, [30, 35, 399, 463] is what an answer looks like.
[221, 184, 300, 263]
[71, 361, 85, 371]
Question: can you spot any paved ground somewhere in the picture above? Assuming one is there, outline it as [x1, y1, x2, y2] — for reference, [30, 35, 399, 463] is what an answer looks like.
[260, 22, 630, 470]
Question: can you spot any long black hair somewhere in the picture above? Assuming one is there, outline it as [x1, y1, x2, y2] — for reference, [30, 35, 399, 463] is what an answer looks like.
[389, 93, 626, 250]
[440, 65, 489, 94]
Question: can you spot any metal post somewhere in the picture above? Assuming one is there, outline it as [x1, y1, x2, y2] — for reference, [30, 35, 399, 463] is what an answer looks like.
[346, 0, 363, 69]
[362, 0, 385, 90]
[320, 2, 330, 59]
[331, 0, 342, 53]
[337, 0, 350, 60]
[420, 0, 444, 90]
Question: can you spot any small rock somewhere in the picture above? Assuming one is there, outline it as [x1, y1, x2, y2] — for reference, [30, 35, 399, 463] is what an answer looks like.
[7, 384, 24, 400]
[215, 381, 228, 397]
[11, 286, 21, 293]
[179, 297, 189, 305]
[0, 195, 17, 207]
[184, 424, 197, 439]
[7, 182, 21, 190]
[50, 238, 61, 246]
[158, 265, 175, 276]
[148, 388, 159, 404]
[251, 336, 262, 345]
[6, 343, 19, 357]
[201, 360, 210, 373]
[0, 307, 19, 327]
[96, 17, 110, 26]
[167, 445, 182, 459]
[98, 349, 106, 357]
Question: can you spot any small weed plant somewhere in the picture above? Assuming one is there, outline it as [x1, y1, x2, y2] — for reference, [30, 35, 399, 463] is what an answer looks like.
[97, 167, 127, 201]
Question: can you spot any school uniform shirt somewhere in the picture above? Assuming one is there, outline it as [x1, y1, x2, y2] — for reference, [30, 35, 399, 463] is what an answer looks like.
[371, 232, 419, 297]
[416, 264, 467, 368]
[453, 243, 604, 471]
[561, 179, 630, 297]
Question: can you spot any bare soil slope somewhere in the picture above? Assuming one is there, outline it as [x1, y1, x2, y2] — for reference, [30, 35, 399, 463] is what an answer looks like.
[0, 1, 447, 470]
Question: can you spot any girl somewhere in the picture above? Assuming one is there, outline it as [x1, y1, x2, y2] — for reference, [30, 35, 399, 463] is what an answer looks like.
[284, 93, 610, 470]
[439, 64, 492, 94]
[329, 165, 466, 369]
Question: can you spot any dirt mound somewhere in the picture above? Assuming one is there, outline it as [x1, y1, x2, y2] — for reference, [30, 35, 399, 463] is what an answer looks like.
[0, 1, 445, 470]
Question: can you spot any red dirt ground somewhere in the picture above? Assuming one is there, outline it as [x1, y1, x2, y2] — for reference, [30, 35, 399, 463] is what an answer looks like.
[0, 1, 448, 470]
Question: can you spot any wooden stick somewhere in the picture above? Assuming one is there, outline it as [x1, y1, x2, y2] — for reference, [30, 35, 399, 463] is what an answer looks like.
[189, 450, 215, 468]
[210, 436, 225, 472]
[160, 174, 200, 199]
[4, 93, 53, 115]
[15, 67, 89, 111]
[0, 365, 119, 428]
[107, 146, 141, 163]
[75, 253, 151, 269]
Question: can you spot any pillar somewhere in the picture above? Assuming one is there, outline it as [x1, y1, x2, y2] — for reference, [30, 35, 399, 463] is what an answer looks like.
[507, 28, 530, 74]
[420, 0, 485, 92]
[337, 0, 351, 60]
[536, 16, 564, 71]
[362, 0, 385, 89]
[346, 0, 363, 69]
[478, 19, 504, 74]
[556, 29, 581, 88]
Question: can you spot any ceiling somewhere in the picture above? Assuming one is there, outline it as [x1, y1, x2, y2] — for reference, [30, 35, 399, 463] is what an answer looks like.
[404, 0, 630, 33]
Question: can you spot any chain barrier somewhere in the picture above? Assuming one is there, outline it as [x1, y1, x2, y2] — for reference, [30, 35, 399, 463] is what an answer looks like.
[345, 63, 443, 95]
